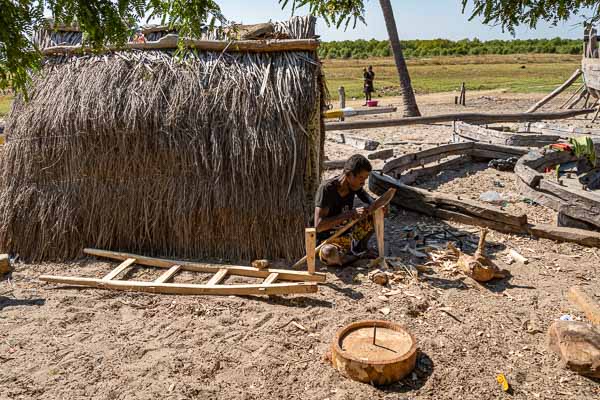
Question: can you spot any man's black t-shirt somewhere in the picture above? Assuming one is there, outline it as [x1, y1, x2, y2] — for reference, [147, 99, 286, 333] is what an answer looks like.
[314, 176, 372, 241]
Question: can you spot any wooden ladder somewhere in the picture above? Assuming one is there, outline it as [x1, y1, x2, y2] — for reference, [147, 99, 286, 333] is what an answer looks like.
[40, 248, 326, 296]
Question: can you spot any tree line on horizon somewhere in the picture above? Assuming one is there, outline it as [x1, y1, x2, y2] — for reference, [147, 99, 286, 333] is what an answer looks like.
[318, 37, 582, 59]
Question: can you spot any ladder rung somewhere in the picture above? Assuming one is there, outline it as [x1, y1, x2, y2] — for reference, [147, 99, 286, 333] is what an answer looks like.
[206, 269, 228, 286]
[154, 265, 182, 284]
[102, 258, 136, 281]
[262, 273, 279, 285]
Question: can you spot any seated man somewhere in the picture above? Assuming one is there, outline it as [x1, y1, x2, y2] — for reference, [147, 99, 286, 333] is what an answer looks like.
[314, 154, 378, 266]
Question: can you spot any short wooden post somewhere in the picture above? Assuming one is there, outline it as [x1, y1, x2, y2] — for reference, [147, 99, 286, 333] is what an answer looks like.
[373, 208, 385, 258]
[460, 82, 466, 106]
[305, 228, 316, 274]
[338, 86, 346, 121]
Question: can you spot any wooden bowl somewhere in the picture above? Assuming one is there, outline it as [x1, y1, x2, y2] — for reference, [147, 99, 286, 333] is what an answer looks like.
[331, 320, 417, 385]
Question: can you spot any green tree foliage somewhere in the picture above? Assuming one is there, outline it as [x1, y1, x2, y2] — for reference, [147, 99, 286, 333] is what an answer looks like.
[317, 37, 582, 59]
[461, 0, 600, 34]
[0, 0, 366, 94]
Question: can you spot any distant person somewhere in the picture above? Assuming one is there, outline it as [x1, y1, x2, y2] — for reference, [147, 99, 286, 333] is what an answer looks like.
[363, 65, 375, 105]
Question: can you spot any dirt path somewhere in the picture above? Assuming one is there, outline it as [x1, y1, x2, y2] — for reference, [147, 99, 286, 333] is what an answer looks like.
[1, 91, 599, 400]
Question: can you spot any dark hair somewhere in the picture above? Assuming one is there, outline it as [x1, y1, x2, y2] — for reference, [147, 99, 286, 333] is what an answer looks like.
[344, 154, 372, 176]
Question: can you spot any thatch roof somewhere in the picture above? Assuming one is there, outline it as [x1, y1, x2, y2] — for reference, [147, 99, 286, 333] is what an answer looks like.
[1, 16, 325, 262]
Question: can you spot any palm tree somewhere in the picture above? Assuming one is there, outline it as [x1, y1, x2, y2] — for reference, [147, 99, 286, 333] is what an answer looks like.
[378, 0, 421, 116]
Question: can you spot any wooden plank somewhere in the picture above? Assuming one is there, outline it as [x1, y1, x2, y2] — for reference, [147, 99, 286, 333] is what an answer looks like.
[328, 133, 379, 150]
[434, 208, 527, 235]
[324, 160, 346, 170]
[374, 208, 385, 257]
[206, 269, 228, 286]
[539, 180, 600, 228]
[367, 148, 394, 160]
[262, 273, 279, 285]
[471, 149, 522, 160]
[514, 162, 543, 188]
[526, 223, 600, 247]
[154, 264, 182, 284]
[43, 37, 320, 55]
[473, 142, 529, 156]
[526, 69, 582, 113]
[568, 286, 600, 325]
[342, 106, 397, 117]
[382, 142, 473, 173]
[582, 57, 600, 91]
[515, 177, 563, 210]
[102, 258, 136, 281]
[84, 248, 326, 283]
[38, 275, 318, 296]
[399, 155, 470, 185]
[325, 109, 595, 132]
[305, 228, 316, 274]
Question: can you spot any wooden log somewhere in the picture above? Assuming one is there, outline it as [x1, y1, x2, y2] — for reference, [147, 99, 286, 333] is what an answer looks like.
[560, 84, 585, 108]
[473, 142, 529, 156]
[526, 69, 582, 113]
[368, 148, 394, 160]
[514, 162, 544, 188]
[305, 228, 316, 274]
[568, 286, 600, 325]
[84, 248, 326, 282]
[325, 109, 596, 132]
[433, 208, 527, 234]
[343, 107, 397, 117]
[558, 204, 600, 230]
[526, 223, 600, 247]
[557, 209, 597, 230]
[38, 275, 318, 296]
[42, 37, 320, 55]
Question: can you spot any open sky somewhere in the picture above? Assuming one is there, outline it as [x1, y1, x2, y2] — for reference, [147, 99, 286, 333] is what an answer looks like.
[219, 0, 592, 41]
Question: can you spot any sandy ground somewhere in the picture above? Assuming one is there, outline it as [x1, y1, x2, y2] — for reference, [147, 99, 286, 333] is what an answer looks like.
[1, 91, 600, 400]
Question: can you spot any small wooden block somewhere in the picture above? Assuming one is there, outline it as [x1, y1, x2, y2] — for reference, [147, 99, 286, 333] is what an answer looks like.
[102, 258, 136, 281]
[155, 265, 182, 284]
[305, 228, 317, 274]
[568, 286, 600, 325]
[0, 254, 11, 275]
[207, 269, 228, 286]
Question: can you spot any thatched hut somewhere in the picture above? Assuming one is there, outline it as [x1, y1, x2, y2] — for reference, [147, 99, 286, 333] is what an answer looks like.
[0, 16, 325, 262]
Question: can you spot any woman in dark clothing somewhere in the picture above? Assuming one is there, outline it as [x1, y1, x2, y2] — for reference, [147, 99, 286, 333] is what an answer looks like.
[363, 65, 375, 105]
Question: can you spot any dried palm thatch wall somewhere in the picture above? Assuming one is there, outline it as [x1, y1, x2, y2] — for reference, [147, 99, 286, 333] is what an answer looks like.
[0, 16, 325, 262]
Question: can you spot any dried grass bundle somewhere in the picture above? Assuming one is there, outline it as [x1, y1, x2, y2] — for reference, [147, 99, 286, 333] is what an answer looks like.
[0, 29, 324, 261]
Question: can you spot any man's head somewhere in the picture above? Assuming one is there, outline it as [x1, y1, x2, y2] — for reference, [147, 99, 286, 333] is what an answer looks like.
[368, 65, 373, 71]
[343, 154, 372, 191]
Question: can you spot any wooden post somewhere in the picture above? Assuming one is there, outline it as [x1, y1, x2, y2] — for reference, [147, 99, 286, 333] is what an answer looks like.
[338, 86, 346, 122]
[460, 82, 466, 106]
[527, 69, 582, 113]
[305, 228, 316, 274]
[373, 208, 385, 258]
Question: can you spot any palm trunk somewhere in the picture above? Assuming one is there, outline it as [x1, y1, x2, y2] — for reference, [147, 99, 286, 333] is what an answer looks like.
[379, 0, 421, 117]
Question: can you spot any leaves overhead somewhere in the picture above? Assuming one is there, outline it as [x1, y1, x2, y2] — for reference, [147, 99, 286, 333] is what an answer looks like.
[0, 0, 367, 95]
[462, 0, 600, 34]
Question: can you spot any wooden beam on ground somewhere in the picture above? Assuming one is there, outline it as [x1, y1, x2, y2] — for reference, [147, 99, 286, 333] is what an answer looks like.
[527, 69, 582, 113]
[42, 36, 320, 55]
[38, 275, 318, 296]
[324, 160, 345, 170]
[206, 269, 229, 286]
[325, 109, 595, 132]
[84, 248, 326, 283]
[328, 133, 380, 150]
[368, 148, 394, 160]
[568, 286, 600, 325]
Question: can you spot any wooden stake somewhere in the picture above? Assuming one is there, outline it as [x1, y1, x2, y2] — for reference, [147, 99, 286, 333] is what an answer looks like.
[374, 208, 385, 258]
[338, 86, 346, 122]
[527, 69, 582, 113]
[305, 228, 316, 274]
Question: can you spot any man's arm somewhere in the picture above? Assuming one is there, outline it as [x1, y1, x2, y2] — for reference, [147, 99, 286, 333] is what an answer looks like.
[356, 188, 374, 206]
[314, 206, 356, 233]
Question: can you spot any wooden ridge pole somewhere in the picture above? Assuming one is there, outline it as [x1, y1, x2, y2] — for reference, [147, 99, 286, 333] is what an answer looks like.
[325, 108, 595, 131]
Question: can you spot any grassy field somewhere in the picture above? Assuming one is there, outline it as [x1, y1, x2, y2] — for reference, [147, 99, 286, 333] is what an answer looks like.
[323, 53, 581, 100]
[0, 54, 582, 118]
